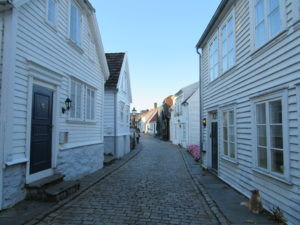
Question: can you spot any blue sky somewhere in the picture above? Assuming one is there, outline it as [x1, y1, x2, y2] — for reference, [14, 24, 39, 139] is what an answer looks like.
[90, 0, 221, 112]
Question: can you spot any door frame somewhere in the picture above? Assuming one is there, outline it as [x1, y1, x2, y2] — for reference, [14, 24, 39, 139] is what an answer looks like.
[25, 61, 62, 184]
[207, 110, 219, 173]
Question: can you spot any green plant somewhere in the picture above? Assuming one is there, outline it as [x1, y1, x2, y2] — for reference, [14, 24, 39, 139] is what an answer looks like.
[269, 206, 286, 224]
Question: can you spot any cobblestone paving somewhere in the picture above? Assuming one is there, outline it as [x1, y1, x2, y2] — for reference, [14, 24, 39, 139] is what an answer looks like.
[38, 135, 218, 225]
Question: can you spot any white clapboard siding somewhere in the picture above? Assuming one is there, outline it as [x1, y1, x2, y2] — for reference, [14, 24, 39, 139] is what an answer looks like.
[116, 67, 131, 136]
[104, 90, 115, 136]
[187, 88, 200, 146]
[9, 0, 105, 161]
[0, 13, 3, 109]
[200, 0, 300, 224]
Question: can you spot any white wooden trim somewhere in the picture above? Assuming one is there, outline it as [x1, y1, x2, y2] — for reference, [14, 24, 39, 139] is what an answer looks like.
[250, 0, 286, 52]
[1, 8, 17, 170]
[251, 89, 290, 182]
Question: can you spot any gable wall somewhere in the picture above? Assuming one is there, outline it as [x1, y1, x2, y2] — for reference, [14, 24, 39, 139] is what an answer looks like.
[200, 0, 300, 223]
[187, 89, 200, 146]
[116, 66, 131, 136]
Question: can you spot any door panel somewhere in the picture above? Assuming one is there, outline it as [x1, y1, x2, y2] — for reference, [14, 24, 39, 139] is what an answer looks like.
[211, 122, 218, 171]
[30, 86, 53, 174]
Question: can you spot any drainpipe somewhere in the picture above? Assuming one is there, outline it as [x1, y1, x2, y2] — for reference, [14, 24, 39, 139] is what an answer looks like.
[196, 47, 203, 164]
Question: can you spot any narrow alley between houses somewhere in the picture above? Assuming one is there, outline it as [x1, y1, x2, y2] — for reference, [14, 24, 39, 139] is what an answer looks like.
[36, 135, 218, 225]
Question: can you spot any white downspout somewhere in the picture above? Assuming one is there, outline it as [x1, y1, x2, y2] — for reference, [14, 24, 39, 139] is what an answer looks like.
[196, 47, 203, 164]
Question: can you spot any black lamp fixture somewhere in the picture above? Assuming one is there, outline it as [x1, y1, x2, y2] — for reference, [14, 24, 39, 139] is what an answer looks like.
[132, 107, 137, 115]
[202, 118, 207, 128]
[62, 98, 72, 114]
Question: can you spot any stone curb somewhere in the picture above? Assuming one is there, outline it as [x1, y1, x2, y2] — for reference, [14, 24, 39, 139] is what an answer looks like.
[24, 144, 144, 225]
[177, 147, 231, 225]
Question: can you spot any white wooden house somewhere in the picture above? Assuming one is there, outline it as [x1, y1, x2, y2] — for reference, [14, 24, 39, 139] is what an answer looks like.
[137, 106, 158, 134]
[170, 82, 199, 148]
[196, 0, 300, 224]
[104, 52, 132, 159]
[0, 0, 109, 209]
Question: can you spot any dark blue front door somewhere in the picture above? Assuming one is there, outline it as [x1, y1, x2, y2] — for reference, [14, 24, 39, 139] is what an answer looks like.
[211, 122, 218, 171]
[30, 86, 53, 174]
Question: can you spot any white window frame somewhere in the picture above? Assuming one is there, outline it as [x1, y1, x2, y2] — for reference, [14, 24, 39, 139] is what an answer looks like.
[221, 107, 237, 160]
[85, 86, 96, 121]
[252, 90, 289, 181]
[70, 79, 83, 121]
[220, 11, 235, 74]
[69, 1, 81, 46]
[209, 33, 219, 81]
[46, 0, 57, 26]
[252, 0, 285, 49]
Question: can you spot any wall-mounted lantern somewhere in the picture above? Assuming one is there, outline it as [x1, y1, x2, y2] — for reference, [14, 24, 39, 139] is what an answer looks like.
[62, 98, 72, 114]
[202, 118, 207, 128]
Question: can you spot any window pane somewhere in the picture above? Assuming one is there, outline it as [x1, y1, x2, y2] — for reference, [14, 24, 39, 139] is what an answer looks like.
[269, 9, 281, 37]
[229, 126, 235, 142]
[256, 22, 265, 47]
[229, 142, 235, 158]
[223, 57, 227, 72]
[269, 0, 279, 12]
[256, 103, 266, 124]
[257, 125, 267, 146]
[228, 50, 235, 68]
[223, 112, 228, 126]
[70, 81, 76, 118]
[270, 125, 283, 149]
[48, 0, 55, 24]
[271, 149, 284, 173]
[258, 147, 267, 169]
[70, 5, 77, 42]
[224, 141, 228, 155]
[227, 17, 234, 34]
[229, 111, 234, 125]
[255, 0, 264, 25]
[87, 89, 91, 119]
[269, 100, 282, 123]
[91, 91, 95, 120]
[76, 83, 81, 118]
[223, 127, 228, 141]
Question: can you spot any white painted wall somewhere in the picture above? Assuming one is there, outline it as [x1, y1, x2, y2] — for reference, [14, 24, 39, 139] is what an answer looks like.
[104, 53, 131, 158]
[0, 0, 107, 208]
[187, 88, 200, 146]
[199, 0, 300, 224]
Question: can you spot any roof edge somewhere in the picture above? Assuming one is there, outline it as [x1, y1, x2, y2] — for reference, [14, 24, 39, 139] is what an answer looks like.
[196, 0, 229, 48]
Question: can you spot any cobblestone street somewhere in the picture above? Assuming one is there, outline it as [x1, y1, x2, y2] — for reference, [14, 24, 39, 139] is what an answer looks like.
[38, 135, 218, 225]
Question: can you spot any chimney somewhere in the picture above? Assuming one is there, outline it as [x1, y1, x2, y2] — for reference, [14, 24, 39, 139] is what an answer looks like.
[154, 102, 157, 108]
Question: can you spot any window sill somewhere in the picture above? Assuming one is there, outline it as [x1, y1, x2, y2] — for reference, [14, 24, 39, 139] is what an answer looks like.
[252, 168, 292, 186]
[208, 64, 238, 86]
[221, 155, 238, 165]
[66, 119, 96, 125]
[67, 39, 84, 54]
[6, 158, 28, 166]
[250, 29, 288, 59]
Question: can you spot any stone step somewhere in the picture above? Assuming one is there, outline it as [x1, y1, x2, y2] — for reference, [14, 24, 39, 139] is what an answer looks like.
[104, 155, 117, 166]
[45, 180, 80, 201]
[26, 174, 80, 202]
[26, 173, 64, 189]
